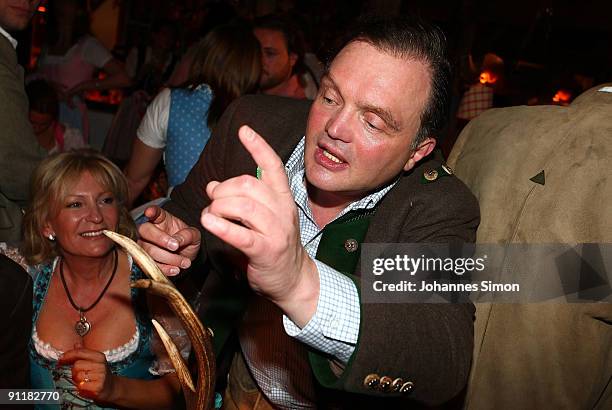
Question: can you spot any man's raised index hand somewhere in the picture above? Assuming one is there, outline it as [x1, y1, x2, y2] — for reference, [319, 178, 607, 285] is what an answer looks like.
[201, 125, 319, 326]
[237, 125, 291, 194]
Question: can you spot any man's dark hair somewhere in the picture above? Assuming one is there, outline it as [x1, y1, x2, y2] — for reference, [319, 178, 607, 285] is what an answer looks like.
[26, 80, 59, 119]
[253, 14, 306, 76]
[340, 16, 451, 147]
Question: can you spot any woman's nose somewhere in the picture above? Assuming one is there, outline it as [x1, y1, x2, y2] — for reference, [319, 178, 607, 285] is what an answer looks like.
[86, 205, 103, 223]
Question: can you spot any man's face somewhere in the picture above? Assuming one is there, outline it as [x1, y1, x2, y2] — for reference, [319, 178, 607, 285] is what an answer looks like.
[254, 27, 296, 92]
[29, 110, 55, 135]
[304, 41, 435, 203]
[0, 0, 39, 32]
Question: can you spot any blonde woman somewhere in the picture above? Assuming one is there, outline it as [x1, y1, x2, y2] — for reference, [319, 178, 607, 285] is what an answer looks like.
[22, 149, 185, 409]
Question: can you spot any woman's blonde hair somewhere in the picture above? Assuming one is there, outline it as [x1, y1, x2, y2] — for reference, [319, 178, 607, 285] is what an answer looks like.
[22, 149, 137, 265]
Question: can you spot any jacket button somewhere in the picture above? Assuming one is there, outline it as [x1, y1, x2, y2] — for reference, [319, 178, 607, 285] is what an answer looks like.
[363, 374, 380, 389]
[424, 169, 439, 181]
[344, 238, 358, 253]
[379, 376, 393, 392]
[391, 378, 404, 392]
[441, 164, 453, 175]
[400, 381, 414, 394]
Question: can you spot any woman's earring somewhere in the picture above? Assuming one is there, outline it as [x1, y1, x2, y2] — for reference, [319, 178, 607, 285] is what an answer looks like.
[48, 234, 56, 241]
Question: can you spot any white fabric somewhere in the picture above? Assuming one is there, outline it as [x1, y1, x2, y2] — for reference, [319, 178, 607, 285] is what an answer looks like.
[48, 126, 86, 154]
[33, 325, 139, 363]
[282, 260, 360, 363]
[136, 87, 171, 149]
[61, 126, 86, 150]
[41, 35, 111, 69]
[79, 36, 113, 68]
[0, 26, 17, 48]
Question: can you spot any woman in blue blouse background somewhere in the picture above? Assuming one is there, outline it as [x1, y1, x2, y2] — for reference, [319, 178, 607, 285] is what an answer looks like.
[124, 23, 261, 208]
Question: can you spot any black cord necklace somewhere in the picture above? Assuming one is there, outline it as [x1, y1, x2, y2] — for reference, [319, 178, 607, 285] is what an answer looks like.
[59, 248, 118, 337]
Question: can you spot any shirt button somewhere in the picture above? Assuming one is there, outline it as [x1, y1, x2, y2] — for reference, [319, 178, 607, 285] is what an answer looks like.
[424, 169, 439, 181]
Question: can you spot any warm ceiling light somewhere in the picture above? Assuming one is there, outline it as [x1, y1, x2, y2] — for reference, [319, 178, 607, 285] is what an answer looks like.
[552, 90, 571, 103]
[479, 71, 497, 84]
[37, 6, 46, 12]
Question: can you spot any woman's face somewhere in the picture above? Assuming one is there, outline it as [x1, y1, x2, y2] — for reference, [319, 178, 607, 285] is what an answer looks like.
[44, 171, 119, 259]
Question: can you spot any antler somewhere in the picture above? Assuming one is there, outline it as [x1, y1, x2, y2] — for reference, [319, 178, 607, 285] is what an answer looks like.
[103, 230, 216, 410]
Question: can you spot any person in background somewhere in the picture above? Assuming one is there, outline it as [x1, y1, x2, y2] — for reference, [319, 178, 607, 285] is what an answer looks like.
[448, 83, 612, 410]
[101, 20, 179, 167]
[26, 79, 85, 154]
[32, 0, 131, 142]
[124, 23, 261, 208]
[124, 19, 178, 97]
[0, 253, 32, 394]
[0, 0, 46, 245]
[22, 149, 186, 409]
[455, 53, 505, 129]
[253, 13, 317, 99]
[165, 0, 238, 88]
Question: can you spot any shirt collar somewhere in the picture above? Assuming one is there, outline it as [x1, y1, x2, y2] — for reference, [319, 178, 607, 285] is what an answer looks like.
[285, 136, 398, 218]
[0, 26, 18, 49]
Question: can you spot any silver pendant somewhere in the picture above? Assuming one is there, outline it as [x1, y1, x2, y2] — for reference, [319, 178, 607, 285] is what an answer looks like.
[75, 312, 91, 337]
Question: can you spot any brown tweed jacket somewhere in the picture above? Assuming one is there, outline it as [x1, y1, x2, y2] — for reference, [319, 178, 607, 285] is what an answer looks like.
[167, 94, 480, 407]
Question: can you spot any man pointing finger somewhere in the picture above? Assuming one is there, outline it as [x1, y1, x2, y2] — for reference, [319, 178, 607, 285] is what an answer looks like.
[139, 15, 479, 409]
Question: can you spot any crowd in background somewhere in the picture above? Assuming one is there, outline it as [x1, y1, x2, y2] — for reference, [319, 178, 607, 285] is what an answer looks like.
[0, 1, 610, 409]
[12, 0, 606, 207]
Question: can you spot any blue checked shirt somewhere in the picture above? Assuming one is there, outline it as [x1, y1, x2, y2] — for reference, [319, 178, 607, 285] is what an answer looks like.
[282, 137, 396, 362]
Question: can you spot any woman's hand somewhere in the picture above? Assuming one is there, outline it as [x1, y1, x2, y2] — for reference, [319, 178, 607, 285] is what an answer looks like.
[59, 346, 117, 403]
[59, 344, 181, 409]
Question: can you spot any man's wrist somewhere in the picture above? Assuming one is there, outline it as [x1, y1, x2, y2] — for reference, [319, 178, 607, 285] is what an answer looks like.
[275, 255, 320, 328]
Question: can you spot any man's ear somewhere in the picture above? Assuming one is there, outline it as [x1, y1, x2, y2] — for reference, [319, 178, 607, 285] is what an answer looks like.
[403, 137, 436, 171]
[289, 52, 298, 70]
